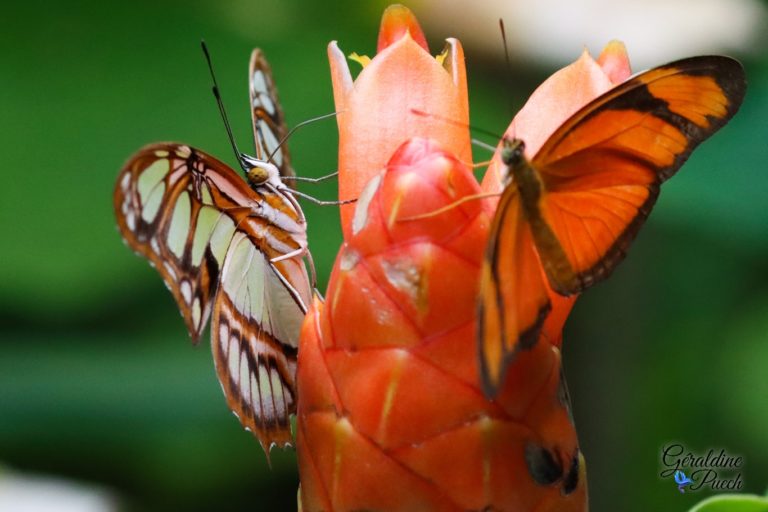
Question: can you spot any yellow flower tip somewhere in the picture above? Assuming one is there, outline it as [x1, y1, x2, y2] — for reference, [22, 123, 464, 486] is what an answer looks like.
[377, 4, 429, 53]
[348, 52, 372, 69]
[597, 39, 632, 84]
[435, 48, 448, 66]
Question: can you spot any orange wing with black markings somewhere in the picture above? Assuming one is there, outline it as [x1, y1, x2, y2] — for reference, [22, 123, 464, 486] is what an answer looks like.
[479, 188, 551, 395]
[479, 56, 746, 395]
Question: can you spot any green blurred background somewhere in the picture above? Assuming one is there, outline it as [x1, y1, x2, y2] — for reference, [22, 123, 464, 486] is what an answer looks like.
[1, 0, 766, 510]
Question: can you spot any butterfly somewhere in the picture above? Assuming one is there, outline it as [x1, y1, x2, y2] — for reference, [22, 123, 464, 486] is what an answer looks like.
[114, 47, 312, 454]
[479, 55, 746, 396]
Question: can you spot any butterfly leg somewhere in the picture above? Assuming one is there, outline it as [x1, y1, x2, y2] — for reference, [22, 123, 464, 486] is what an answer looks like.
[267, 256, 311, 314]
[271, 247, 306, 263]
[291, 188, 357, 206]
[399, 191, 501, 222]
[304, 248, 318, 291]
[281, 170, 339, 183]
[271, 245, 317, 289]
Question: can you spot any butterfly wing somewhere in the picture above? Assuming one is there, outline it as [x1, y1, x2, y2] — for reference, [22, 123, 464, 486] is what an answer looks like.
[478, 190, 552, 395]
[249, 49, 294, 181]
[531, 56, 746, 294]
[114, 143, 311, 450]
[479, 56, 745, 395]
[114, 143, 236, 341]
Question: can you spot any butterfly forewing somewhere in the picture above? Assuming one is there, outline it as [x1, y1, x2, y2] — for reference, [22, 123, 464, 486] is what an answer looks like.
[114, 143, 233, 341]
[249, 49, 294, 182]
[532, 56, 746, 293]
[114, 142, 311, 450]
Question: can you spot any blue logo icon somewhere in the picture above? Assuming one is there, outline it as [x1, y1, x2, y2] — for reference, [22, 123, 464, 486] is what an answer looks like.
[674, 470, 694, 493]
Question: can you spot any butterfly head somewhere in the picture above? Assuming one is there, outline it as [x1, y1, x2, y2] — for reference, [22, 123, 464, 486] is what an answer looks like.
[241, 154, 281, 188]
[501, 138, 526, 167]
[500, 138, 526, 187]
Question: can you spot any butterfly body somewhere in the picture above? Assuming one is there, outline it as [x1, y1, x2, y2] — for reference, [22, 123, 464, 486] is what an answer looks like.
[480, 55, 746, 395]
[114, 49, 311, 453]
[500, 138, 583, 296]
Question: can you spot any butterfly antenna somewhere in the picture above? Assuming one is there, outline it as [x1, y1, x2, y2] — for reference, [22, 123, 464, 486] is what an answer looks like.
[267, 110, 339, 163]
[471, 138, 498, 153]
[201, 40, 245, 169]
[499, 19, 515, 117]
[410, 109, 503, 141]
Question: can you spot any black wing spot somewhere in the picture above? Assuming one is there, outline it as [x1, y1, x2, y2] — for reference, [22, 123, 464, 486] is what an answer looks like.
[525, 442, 563, 486]
[562, 450, 581, 495]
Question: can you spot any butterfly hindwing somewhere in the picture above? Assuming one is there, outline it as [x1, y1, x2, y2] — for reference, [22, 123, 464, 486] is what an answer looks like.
[114, 142, 311, 450]
[479, 190, 551, 394]
[249, 49, 294, 181]
[212, 231, 310, 451]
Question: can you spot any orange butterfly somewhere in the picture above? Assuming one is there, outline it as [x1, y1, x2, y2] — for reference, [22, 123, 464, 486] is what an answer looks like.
[479, 56, 746, 396]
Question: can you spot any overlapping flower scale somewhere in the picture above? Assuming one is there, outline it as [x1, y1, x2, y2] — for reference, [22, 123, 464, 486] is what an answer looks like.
[297, 138, 587, 511]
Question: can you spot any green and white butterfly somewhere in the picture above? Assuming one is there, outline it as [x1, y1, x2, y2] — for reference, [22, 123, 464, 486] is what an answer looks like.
[114, 48, 311, 454]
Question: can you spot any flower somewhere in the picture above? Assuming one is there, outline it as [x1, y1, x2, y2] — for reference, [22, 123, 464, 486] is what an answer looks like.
[297, 138, 499, 510]
[297, 5, 631, 510]
[328, 4, 472, 238]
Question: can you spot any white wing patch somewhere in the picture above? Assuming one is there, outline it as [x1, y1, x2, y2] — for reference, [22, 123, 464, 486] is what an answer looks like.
[258, 120, 283, 167]
[219, 233, 307, 345]
[141, 181, 165, 223]
[191, 206, 221, 266]
[137, 159, 168, 203]
[252, 70, 276, 116]
[209, 214, 237, 265]
[167, 191, 191, 258]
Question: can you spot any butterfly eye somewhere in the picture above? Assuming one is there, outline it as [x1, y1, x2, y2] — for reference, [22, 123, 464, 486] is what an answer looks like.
[247, 166, 269, 185]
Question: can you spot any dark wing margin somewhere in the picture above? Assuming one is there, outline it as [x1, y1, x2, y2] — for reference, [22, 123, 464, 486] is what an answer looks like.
[478, 189, 551, 397]
[531, 56, 746, 294]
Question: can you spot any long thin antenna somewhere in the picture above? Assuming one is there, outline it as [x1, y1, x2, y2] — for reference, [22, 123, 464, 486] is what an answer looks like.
[267, 111, 340, 163]
[410, 109, 503, 141]
[498, 19, 515, 117]
[471, 138, 498, 153]
[201, 40, 244, 168]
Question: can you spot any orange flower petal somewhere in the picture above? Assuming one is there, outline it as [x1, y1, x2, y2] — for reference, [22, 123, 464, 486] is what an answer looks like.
[597, 40, 632, 84]
[377, 4, 429, 52]
[329, 30, 470, 238]
[299, 411, 460, 510]
[296, 298, 342, 415]
[482, 49, 618, 193]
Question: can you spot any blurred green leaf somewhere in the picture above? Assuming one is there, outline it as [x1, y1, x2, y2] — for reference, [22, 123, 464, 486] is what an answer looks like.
[2, 0, 766, 510]
[688, 494, 768, 512]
